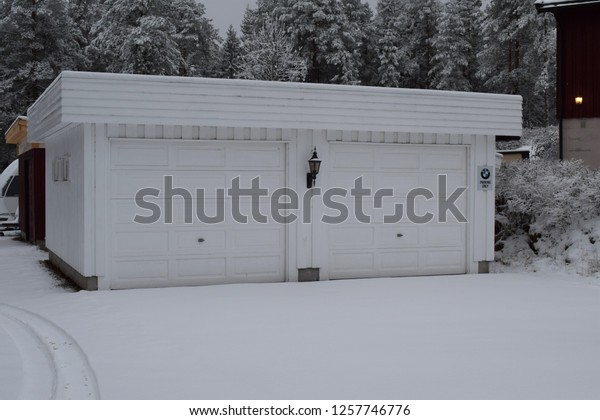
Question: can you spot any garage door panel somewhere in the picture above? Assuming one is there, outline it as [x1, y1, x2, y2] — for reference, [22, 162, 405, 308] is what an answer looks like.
[173, 146, 226, 168]
[414, 198, 468, 223]
[373, 173, 421, 195]
[231, 227, 284, 250]
[232, 255, 283, 277]
[420, 224, 466, 247]
[421, 151, 466, 171]
[330, 252, 375, 276]
[113, 231, 170, 256]
[174, 229, 227, 253]
[328, 171, 374, 191]
[111, 171, 228, 199]
[378, 151, 420, 170]
[330, 226, 375, 249]
[379, 251, 419, 273]
[418, 173, 467, 193]
[227, 145, 285, 170]
[420, 250, 466, 275]
[111, 144, 169, 168]
[331, 149, 375, 170]
[113, 259, 170, 289]
[175, 257, 227, 280]
[375, 225, 419, 248]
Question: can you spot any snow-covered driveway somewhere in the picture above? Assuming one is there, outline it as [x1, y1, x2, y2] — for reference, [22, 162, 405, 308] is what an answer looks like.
[1, 237, 599, 400]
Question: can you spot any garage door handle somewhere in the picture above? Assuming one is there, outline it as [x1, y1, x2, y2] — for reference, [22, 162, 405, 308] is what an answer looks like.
[198, 238, 205, 243]
[397, 234, 404, 238]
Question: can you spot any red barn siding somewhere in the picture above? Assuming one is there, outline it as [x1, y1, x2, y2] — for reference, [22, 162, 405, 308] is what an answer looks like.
[555, 6, 600, 119]
[19, 149, 45, 243]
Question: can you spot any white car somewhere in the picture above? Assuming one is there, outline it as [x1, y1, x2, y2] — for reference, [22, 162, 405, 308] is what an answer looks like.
[0, 160, 18, 222]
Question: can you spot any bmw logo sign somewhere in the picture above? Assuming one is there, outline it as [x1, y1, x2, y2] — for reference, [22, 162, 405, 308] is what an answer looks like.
[481, 168, 491, 180]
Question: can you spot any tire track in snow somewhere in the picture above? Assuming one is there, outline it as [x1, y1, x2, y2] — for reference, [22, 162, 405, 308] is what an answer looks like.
[0, 304, 100, 400]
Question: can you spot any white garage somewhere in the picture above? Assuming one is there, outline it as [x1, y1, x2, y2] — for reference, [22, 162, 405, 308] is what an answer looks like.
[27, 72, 522, 290]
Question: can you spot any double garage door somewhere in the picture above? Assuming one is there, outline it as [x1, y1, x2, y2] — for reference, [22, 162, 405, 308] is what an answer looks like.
[109, 141, 467, 289]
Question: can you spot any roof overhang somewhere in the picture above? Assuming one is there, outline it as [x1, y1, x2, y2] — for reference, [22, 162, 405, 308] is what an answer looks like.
[28, 71, 523, 142]
[5, 116, 27, 145]
[536, 0, 600, 12]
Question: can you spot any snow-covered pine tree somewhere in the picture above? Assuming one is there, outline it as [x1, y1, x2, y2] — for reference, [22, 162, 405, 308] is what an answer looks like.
[478, 0, 538, 95]
[528, 14, 557, 127]
[430, 0, 483, 92]
[373, 0, 416, 87]
[89, 0, 181, 75]
[68, 0, 104, 70]
[341, 0, 374, 85]
[168, 0, 220, 77]
[237, 17, 307, 82]
[278, 0, 363, 84]
[89, 0, 218, 76]
[240, 0, 280, 39]
[219, 26, 242, 79]
[404, 0, 441, 89]
[479, 0, 555, 126]
[0, 0, 82, 166]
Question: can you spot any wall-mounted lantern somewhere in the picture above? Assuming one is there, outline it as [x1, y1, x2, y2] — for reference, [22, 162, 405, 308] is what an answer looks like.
[575, 96, 584, 106]
[307, 148, 321, 188]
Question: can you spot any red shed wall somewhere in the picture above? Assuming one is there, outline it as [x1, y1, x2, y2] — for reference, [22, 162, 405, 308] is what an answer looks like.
[19, 148, 45, 243]
[556, 6, 600, 119]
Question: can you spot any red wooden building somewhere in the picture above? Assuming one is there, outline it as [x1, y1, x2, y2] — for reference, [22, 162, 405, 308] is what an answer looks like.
[537, 0, 600, 167]
[5, 117, 46, 244]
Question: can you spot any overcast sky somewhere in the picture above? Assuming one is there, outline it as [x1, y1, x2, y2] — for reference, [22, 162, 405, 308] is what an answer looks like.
[202, 0, 379, 35]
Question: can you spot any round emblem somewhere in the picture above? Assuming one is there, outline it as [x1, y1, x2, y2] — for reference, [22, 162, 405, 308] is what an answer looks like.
[481, 168, 491, 180]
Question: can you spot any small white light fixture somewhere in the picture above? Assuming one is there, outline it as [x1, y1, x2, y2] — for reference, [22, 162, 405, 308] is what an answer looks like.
[307, 148, 321, 188]
[575, 96, 584, 106]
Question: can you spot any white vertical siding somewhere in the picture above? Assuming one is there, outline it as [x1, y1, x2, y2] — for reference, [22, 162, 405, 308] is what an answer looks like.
[45, 124, 89, 274]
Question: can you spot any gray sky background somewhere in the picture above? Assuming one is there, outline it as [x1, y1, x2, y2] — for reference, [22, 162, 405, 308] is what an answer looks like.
[202, 0, 379, 35]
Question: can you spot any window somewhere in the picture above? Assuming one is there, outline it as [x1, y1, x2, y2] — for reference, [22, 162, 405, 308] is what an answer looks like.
[2, 176, 18, 197]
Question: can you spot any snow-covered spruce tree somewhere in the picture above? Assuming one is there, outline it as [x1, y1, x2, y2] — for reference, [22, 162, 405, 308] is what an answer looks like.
[219, 26, 242, 79]
[528, 13, 557, 127]
[0, 0, 82, 166]
[168, 0, 220, 77]
[478, 0, 556, 126]
[404, 0, 441, 89]
[68, 0, 104, 69]
[89, 0, 219, 76]
[430, 0, 483, 92]
[237, 17, 307, 82]
[373, 0, 416, 87]
[340, 0, 374, 85]
[278, 0, 364, 84]
[240, 0, 280, 39]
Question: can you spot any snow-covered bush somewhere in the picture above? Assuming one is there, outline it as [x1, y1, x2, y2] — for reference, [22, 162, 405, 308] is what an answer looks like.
[496, 159, 600, 275]
[528, 125, 559, 160]
[497, 159, 600, 238]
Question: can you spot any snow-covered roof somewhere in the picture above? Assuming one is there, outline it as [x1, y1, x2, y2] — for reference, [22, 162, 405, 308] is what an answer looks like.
[28, 71, 522, 141]
[497, 146, 532, 154]
[536, 0, 600, 11]
[4, 116, 27, 136]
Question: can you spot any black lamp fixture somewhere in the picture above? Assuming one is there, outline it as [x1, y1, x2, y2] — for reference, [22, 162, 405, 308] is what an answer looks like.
[307, 147, 321, 188]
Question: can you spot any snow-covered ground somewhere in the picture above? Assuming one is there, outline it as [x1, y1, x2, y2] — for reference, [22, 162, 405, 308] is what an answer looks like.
[0, 236, 599, 400]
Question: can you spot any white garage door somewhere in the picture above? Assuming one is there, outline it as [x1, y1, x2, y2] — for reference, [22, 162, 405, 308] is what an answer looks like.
[109, 141, 286, 289]
[327, 144, 468, 279]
